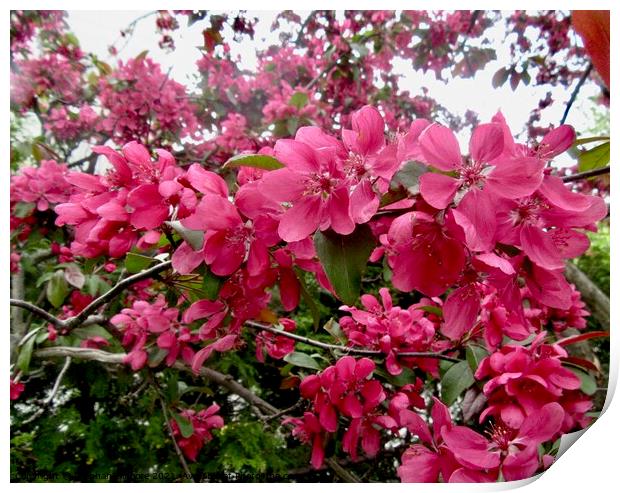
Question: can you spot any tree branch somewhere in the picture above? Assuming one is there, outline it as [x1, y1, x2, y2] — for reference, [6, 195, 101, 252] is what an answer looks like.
[564, 262, 609, 330]
[10, 261, 173, 331]
[560, 62, 593, 125]
[33, 346, 360, 482]
[245, 321, 461, 363]
[562, 165, 610, 183]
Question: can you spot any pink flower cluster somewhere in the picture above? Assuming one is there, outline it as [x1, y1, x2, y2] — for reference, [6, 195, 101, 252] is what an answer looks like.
[290, 356, 396, 468]
[474, 332, 590, 433]
[340, 288, 444, 376]
[11, 159, 71, 213]
[260, 105, 401, 241]
[170, 404, 224, 461]
[44, 104, 99, 141]
[55, 141, 200, 258]
[111, 294, 196, 371]
[10, 54, 84, 110]
[98, 57, 199, 144]
[397, 397, 563, 482]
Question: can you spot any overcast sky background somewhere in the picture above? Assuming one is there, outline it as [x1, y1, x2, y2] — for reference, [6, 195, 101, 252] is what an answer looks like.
[65, 10, 605, 163]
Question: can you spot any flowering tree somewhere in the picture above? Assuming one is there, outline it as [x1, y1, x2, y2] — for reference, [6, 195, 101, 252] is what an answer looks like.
[10, 10, 610, 483]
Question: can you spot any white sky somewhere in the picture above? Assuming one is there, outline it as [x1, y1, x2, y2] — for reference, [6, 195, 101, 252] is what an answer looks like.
[66, 10, 604, 161]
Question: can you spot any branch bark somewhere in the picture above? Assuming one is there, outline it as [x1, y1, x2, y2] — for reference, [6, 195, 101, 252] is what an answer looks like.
[564, 262, 609, 330]
[562, 165, 610, 183]
[33, 346, 360, 482]
[10, 260, 172, 331]
[245, 321, 461, 363]
[560, 62, 593, 125]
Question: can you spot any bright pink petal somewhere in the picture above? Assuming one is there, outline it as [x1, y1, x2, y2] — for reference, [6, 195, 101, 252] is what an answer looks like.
[501, 444, 539, 482]
[442, 285, 480, 340]
[342, 393, 363, 418]
[452, 188, 496, 252]
[258, 168, 307, 202]
[349, 179, 379, 224]
[419, 124, 462, 171]
[442, 426, 500, 470]
[398, 445, 441, 483]
[278, 195, 322, 242]
[539, 175, 593, 211]
[274, 139, 321, 173]
[419, 173, 460, 209]
[186, 164, 228, 197]
[171, 241, 204, 274]
[469, 123, 504, 163]
[122, 141, 151, 165]
[346, 105, 385, 156]
[518, 402, 564, 444]
[520, 225, 565, 270]
[486, 157, 545, 199]
[327, 186, 355, 235]
[319, 403, 338, 432]
[183, 299, 224, 324]
[538, 125, 575, 159]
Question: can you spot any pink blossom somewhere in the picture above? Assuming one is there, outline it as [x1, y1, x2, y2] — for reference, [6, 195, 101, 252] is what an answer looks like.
[474, 333, 585, 432]
[259, 130, 355, 241]
[170, 404, 224, 461]
[442, 403, 564, 481]
[384, 211, 466, 296]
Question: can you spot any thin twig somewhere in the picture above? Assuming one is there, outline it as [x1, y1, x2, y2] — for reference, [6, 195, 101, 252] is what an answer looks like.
[43, 357, 72, 405]
[562, 165, 610, 183]
[34, 346, 361, 482]
[245, 321, 462, 363]
[21, 356, 72, 425]
[10, 260, 172, 331]
[261, 400, 304, 422]
[305, 55, 343, 90]
[560, 62, 593, 125]
[152, 376, 195, 483]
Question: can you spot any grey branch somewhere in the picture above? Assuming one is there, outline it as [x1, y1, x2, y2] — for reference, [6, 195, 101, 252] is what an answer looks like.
[33, 346, 360, 482]
[10, 260, 172, 331]
[245, 321, 461, 363]
[564, 262, 610, 330]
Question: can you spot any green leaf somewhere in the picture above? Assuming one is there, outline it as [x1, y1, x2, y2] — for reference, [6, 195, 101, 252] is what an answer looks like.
[286, 117, 299, 136]
[289, 92, 309, 110]
[201, 268, 223, 300]
[416, 305, 443, 317]
[166, 220, 204, 250]
[465, 345, 488, 373]
[13, 202, 35, 218]
[390, 161, 428, 195]
[492, 67, 510, 88]
[574, 136, 609, 146]
[223, 154, 284, 171]
[64, 263, 85, 289]
[283, 351, 321, 370]
[36, 271, 55, 288]
[135, 50, 149, 62]
[170, 411, 194, 438]
[323, 319, 347, 345]
[16, 333, 37, 373]
[578, 142, 610, 172]
[313, 224, 375, 305]
[441, 360, 474, 405]
[375, 366, 416, 387]
[568, 367, 597, 396]
[295, 267, 321, 330]
[46, 270, 69, 308]
[73, 325, 112, 341]
[124, 252, 155, 274]
[64, 32, 80, 46]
